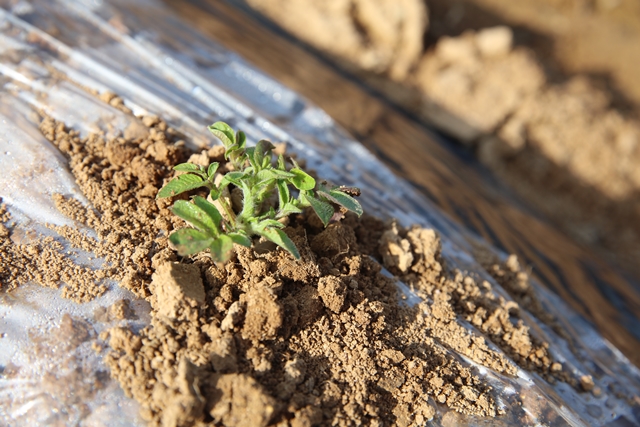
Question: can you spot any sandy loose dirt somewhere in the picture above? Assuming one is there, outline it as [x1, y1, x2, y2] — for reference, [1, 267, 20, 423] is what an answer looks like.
[0, 100, 600, 425]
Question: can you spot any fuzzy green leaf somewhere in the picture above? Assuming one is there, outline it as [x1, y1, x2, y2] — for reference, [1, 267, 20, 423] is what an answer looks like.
[207, 162, 219, 179]
[296, 190, 311, 208]
[228, 232, 252, 247]
[245, 147, 259, 170]
[173, 163, 204, 174]
[254, 140, 274, 169]
[277, 154, 287, 171]
[318, 189, 363, 217]
[263, 206, 277, 220]
[262, 155, 271, 169]
[219, 171, 246, 189]
[193, 196, 223, 234]
[169, 228, 213, 256]
[239, 181, 256, 218]
[256, 169, 294, 185]
[209, 188, 221, 201]
[253, 184, 277, 207]
[276, 180, 290, 211]
[236, 131, 246, 151]
[258, 219, 286, 229]
[157, 174, 206, 199]
[172, 200, 217, 235]
[208, 122, 235, 147]
[304, 194, 334, 227]
[277, 202, 302, 219]
[260, 227, 300, 259]
[289, 168, 316, 191]
[210, 234, 235, 262]
[330, 190, 363, 216]
[209, 130, 233, 150]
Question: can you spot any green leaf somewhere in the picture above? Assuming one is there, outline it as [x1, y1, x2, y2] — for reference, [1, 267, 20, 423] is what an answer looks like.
[157, 174, 206, 199]
[172, 200, 218, 235]
[276, 202, 302, 219]
[264, 206, 277, 219]
[228, 232, 252, 247]
[254, 140, 274, 169]
[296, 190, 311, 208]
[330, 190, 363, 216]
[169, 228, 213, 256]
[219, 171, 246, 189]
[192, 196, 223, 234]
[173, 163, 204, 174]
[290, 168, 315, 191]
[272, 169, 296, 179]
[207, 162, 219, 179]
[257, 219, 285, 229]
[253, 183, 276, 207]
[256, 169, 294, 185]
[262, 156, 271, 169]
[277, 154, 287, 171]
[209, 188, 221, 201]
[259, 227, 300, 259]
[245, 147, 259, 170]
[208, 122, 235, 148]
[224, 147, 239, 162]
[276, 180, 290, 211]
[236, 131, 246, 151]
[224, 131, 247, 168]
[318, 189, 363, 217]
[210, 234, 235, 262]
[239, 181, 256, 218]
[304, 194, 334, 227]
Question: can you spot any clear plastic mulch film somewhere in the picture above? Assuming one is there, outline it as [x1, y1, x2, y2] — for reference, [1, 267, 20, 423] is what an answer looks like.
[0, 0, 638, 425]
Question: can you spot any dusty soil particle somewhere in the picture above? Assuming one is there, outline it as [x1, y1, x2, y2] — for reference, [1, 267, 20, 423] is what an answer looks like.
[379, 224, 575, 385]
[472, 242, 575, 349]
[99, 91, 133, 114]
[0, 204, 107, 302]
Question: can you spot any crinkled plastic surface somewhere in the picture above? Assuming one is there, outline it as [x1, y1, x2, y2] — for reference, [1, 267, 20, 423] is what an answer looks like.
[0, 0, 639, 426]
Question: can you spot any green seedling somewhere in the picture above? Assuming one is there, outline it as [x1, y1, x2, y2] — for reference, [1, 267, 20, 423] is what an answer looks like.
[157, 121, 363, 262]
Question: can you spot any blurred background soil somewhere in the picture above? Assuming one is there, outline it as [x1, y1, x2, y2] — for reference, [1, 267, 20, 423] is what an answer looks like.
[242, 0, 640, 281]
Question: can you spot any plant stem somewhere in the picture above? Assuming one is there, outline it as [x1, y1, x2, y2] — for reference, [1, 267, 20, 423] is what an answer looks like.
[218, 196, 237, 228]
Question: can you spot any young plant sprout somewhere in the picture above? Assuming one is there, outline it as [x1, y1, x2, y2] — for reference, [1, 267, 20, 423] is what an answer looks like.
[157, 121, 363, 262]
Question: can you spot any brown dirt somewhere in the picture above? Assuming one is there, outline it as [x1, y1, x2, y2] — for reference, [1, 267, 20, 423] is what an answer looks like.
[0, 203, 108, 302]
[470, 243, 573, 342]
[0, 97, 593, 425]
[378, 223, 577, 384]
[1, 113, 190, 301]
[103, 213, 514, 426]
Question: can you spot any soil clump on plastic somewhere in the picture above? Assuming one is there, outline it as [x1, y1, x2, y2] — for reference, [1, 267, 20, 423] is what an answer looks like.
[1, 114, 189, 301]
[0, 108, 585, 426]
